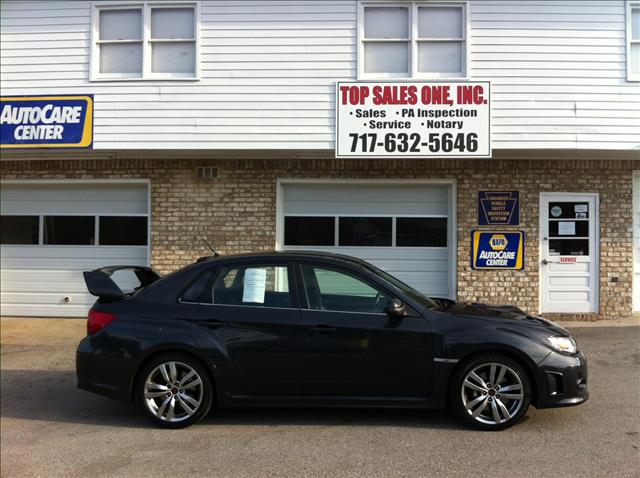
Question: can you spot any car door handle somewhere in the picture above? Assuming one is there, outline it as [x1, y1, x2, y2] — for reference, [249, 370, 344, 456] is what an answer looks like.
[197, 319, 228, 329]
[309, 324, 336, 335]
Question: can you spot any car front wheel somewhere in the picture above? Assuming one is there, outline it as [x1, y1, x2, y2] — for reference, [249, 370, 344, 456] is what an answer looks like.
[452, 354, 531, 431]
[137, 353, 213, 429]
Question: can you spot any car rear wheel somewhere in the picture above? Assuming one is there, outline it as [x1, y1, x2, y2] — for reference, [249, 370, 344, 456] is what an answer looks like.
[451, 354, 531, 431]
[137, 353, 213, 429]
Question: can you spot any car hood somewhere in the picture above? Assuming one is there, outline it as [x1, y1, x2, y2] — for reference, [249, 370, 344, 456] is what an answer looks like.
[430, 299, 570, 336]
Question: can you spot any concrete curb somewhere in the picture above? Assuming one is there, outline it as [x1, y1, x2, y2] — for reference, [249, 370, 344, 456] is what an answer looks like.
[555, 317, 640, 328]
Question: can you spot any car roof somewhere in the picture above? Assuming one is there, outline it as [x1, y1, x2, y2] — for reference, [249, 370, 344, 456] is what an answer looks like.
[196, 250, 371, 267]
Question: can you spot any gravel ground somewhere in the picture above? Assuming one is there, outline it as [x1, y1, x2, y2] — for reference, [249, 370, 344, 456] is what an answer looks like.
[1, 317, 639, 478]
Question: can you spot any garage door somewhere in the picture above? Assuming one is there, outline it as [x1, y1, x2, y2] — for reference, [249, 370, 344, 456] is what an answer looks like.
[279, 182, 455, 299]
[634, 172, 640, 311]
[0, 182, 149, 317]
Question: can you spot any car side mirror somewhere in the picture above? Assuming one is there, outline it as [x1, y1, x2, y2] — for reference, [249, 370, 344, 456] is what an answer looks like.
[385, 299, 406, 317]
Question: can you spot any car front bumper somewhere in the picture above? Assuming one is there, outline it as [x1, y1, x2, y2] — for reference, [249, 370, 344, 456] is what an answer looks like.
[535, 350, 588, 409]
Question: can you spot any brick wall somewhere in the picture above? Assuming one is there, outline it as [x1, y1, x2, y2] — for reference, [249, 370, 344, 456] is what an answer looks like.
[1, 156, 635, 320]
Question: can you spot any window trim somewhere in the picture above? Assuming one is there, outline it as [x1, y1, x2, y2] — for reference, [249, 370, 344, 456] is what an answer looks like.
[627, 0, 640, 81]
[90, 1, 200, 82]
[357, 0, 469, 80]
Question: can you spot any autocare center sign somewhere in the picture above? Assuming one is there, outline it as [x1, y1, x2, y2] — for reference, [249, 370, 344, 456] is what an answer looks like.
[336, 81, 490, 158]
[1, 95, 93, 149]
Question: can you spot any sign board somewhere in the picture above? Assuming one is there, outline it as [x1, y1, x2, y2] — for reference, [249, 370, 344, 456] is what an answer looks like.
[335, 81, 490, 158]
[471, 231, 525, 270]
[478, 191, 520, 225]
[242, 268, 267, 304]
[1, 95, 93, 149]
[560, 257, 577, 264]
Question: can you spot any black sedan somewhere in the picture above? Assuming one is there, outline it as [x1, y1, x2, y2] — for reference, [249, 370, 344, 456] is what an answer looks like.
[77, 251, 588, 430]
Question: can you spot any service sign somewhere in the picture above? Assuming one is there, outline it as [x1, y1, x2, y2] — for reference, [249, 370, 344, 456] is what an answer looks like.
[471, 231, 525, 270]
[478, 191, 520, 225]
[336, 81, 490, 158]
[1, 95, 93, 149]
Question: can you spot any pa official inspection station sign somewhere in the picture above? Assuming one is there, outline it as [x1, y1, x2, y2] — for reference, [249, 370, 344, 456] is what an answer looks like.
[336, 81, 490, 158]
[1, 95, 93, 149]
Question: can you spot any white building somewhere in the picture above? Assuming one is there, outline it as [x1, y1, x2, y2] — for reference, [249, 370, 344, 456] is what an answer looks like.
[0, 0, 639, 320]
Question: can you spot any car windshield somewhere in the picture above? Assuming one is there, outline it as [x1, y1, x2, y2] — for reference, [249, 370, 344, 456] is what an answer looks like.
[360, 262, 440, 309]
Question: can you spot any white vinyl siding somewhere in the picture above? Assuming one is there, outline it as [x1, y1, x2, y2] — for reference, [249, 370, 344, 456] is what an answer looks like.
[0, 0, 638, 150]
[634, 171, 640, 311]
[0, 183, 149, 317]
[278, 182, 456, 299]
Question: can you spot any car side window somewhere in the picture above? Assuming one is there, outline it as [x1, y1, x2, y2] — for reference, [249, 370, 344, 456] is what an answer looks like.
[210, 264, 292, 309]
[180, 269, 214, 303]
[301, 264, 390, 314]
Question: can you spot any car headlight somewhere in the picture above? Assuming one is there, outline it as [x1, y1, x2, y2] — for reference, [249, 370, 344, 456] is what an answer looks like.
[547, 336, 577, 354]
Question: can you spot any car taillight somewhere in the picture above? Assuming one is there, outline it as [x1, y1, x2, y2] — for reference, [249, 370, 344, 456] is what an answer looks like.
[87, 309, 117, 335]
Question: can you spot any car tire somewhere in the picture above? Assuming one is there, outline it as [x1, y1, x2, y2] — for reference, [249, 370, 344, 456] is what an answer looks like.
[136, 353, 213, 429]
[450, 353, 532, 431]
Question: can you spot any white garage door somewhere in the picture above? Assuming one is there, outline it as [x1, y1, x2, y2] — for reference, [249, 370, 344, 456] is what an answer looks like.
[279, 182, 455, 299]
[634, 172, 640, 312]
[0, 182, 149, 317]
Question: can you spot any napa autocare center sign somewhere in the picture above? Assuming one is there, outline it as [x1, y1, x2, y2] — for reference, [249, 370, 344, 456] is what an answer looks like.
[335, 81, 490, 158]
[1, 95, 93, 148]
[471, 231, 525, 270]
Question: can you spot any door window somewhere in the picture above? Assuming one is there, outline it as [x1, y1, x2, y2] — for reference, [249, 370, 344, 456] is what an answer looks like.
[208, 265, 292, 309]
[338, 217, 392, 246]
[284, 215, 447, 248]
[547, 201, 590, 256]
[301, 264, 390, 314]
[0, 216, 39, 244]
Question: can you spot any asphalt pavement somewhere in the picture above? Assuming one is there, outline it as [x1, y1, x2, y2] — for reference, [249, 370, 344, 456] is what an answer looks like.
[1, 317, 638, 478]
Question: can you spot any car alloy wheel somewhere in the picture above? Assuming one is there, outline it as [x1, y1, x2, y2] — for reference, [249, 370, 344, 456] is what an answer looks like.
[143, 361, 204, 422]
[461, 362, 524, 426]
[452, 354, 531, 431]
[137, 354, 213, 428]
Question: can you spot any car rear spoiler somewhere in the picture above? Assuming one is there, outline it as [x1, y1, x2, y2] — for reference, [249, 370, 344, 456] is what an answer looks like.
[83, 266, 161, 300]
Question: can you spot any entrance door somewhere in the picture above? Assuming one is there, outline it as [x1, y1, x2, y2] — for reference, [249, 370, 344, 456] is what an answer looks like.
[540, 193, 598, 314]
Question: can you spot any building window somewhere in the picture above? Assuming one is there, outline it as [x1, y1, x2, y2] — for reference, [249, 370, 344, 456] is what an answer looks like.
[1, 215, 148, 246]
[396, 217, 447, 247]
[44, 216, 96, 245]
[92, 2, 198, 80]
[359, 1, 467, 78]
[99, 217, 148, 246]
[284, 215, 447, 248]
[0, 216, 39, 245]
[628, 2, 640, 81]
[284, 217, 335, 246]
[339, 217, 393, 246]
